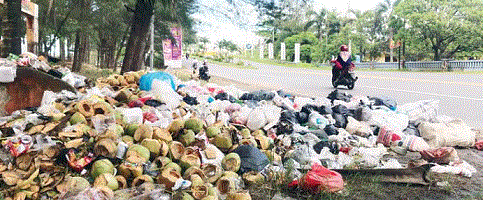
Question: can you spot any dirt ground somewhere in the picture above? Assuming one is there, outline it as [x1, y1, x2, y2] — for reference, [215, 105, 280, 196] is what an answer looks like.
[169, 67, 483, 200]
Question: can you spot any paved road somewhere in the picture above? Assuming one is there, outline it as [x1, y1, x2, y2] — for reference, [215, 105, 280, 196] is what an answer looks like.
[198, 59, 483, 129]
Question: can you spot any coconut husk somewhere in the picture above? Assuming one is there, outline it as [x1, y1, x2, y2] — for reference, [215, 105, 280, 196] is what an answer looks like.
[75, 100, 94, 118]
[202, 164, 222, 184]
[65, 138, 84, 149]
[132, 175, 154, 188]
[227, 190, 252, 200]
[134, 125, 154, 142]
[183, 166, 206, 181]
[153, 128, 173, 143]
[94, 139, 117, 158]
[156, 167, 181, 190]
[115, 175, 127, 189]
[169, 141, 185, 160]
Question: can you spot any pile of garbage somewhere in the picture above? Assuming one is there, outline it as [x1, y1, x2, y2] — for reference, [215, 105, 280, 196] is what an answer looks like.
[0, 57, 481, 199]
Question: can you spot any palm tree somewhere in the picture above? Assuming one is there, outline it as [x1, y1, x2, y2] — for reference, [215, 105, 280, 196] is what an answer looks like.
[376, 0, 402, 61]
[1, 0, 23, 57]
[304, 8, 327, 41]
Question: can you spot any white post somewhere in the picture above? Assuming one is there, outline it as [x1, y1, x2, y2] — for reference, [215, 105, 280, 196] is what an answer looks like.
[259, 44, 264, 59]
[294, 43, 300, 63]
[268, 43, 273, 59]
[280, 42, 286, 61]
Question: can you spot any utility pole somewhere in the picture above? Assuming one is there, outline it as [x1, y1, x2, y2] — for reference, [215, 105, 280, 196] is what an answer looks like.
[149, 15, 154, 71]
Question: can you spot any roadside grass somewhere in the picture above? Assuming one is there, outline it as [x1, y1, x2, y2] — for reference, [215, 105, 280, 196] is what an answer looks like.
[78, 64, 116, 80]
[238, 55, 483, 74]
[193, 55, 257, 69]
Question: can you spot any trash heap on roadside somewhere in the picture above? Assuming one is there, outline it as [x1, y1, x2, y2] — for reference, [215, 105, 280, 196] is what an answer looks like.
[0, 57, 481, 199]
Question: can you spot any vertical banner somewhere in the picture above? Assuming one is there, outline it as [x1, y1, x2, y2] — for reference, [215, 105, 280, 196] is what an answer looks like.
[162, 26, 183, 68]
[294, 43, 300, 63]
[259, 44, 264, 59]
[280, 42, 286, 61]
[268, 43, 274, 60]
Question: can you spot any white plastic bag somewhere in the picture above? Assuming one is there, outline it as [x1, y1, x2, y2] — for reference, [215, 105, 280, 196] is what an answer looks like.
[246, 107, 267, 131]
[398, 100, 439, 124]
[369, 108, 409, 133]
[121, 108, 143, 124]
[345, 116, 372, 137]
[151, 79, 181, 110]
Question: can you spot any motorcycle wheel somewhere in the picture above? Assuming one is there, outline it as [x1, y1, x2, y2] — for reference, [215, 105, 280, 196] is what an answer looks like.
[347, 82, 355, 90]
[332, 81, 338, 88]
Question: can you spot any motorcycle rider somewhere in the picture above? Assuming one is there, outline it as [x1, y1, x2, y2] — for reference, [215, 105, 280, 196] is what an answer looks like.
[331, 44, 354, 83]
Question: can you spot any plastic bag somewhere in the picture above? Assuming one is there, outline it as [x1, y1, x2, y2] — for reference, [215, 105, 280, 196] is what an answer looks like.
[151, 79, 181, 110]
[289, 145, 320, 166]
[418, 120, 476, 148]
[262, 105, 282, 130]
[233, 145, 270, 174]
[430, 161, 477, 178]
[308, 112, 328, 130]
[398, 100, 439, 123]
[399, 135, 430, 152]
[376, 127, 401, 147]
[139, 72, 176, 91]
[345, 116, 372, 137]
[369, 108, 409, 133]
[299, 163, 344, 193]
[420, 147, 459, 164]
[121, 108, 143, 124]
[246, 107, 267, 131]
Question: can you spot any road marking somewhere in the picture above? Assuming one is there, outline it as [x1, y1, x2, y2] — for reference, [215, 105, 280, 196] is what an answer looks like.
[361, 85, 483, 101]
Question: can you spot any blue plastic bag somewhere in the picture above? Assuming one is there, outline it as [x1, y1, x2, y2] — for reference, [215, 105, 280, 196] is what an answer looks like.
[139, 72, 176, 91]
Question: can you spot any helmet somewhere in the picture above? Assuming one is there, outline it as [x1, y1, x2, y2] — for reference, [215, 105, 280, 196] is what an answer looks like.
[340, 45, 349, 52]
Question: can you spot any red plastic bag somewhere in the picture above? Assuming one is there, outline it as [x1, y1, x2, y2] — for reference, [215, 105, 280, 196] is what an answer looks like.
[476, 140, 483, 150]
[420, 147, 459, 164]
[377, 127, 401, 147]
[299, 163, 344, 193]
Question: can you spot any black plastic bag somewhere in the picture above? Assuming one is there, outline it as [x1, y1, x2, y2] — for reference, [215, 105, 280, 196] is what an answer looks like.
[215, 92, 228, 101]
[371, 97, 397, 110]
[277, 120, 294, 135]
[354, 106, 372, 121]
[301, 104, 319, 115]
[296, 112, 309, 124]
[48, 69, 63, 79]
[313, 141, 339, 154]
[324, 124, 339, 136]
[318, 105, 333, 115]
[332, 113, 348, 128]
[332, 105, 349, 115]
[183, 95, 198, 105]
[280, 110, 297, 123]
[327, 90, 352, 102]
[234, 145, 270, 174]
[145, 99, 164, 107]
[403, 123, 420, 137]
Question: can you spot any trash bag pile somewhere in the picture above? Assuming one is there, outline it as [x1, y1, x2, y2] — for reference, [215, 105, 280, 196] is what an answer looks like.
[0, 64, 481, 199]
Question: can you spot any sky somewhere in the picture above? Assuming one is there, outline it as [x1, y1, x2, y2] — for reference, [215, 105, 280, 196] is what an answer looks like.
[194, 0, 384, 48]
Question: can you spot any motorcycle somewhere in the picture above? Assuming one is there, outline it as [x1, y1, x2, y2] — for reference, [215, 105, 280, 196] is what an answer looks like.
[199, 62, 211, 81]
[331, 60, 358, 90]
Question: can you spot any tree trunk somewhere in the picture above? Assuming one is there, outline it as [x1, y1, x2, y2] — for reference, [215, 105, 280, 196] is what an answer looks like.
[1, 0, 23, 57]
[121, 0, 155, 74]
[60, 38, 65, 61]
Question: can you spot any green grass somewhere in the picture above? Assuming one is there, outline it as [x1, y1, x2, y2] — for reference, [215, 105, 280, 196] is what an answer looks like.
[78, 65, 116, 80]
[239, 55, 332, 70]
[192, 55, 257, 69]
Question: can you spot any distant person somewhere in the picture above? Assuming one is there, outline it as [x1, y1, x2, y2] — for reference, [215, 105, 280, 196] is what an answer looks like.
[331, 45, 354, 83]
[186, 53, 190, 59]
[469, 56, 474, 60]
